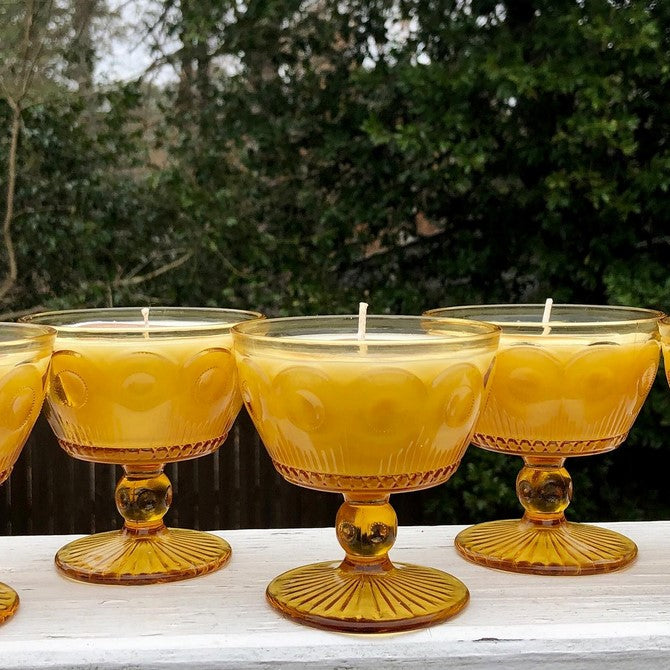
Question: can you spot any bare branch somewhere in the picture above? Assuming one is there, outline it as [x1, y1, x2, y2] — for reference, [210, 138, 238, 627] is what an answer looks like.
[2, 90, 20, 115]
[115, 250, 193, 286]
[0, 80, 17, 111]
[0, 111, 22, 303]
[137, 47, 182, 80]
[12, 205, 75, 220]
[138, 1, 173, 46]
[71, 251, 193, 299]
[215, 249, 250, 278]
[16, 0, 37, 95]
[123, 248, 189, 282]
[69, 0, 97, 48]
[18, 0, 54, 102]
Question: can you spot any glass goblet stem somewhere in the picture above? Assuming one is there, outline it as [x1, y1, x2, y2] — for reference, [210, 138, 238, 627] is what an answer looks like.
[336, 494, 397, 572]
[517, 457, 572, 527]
[116, 465, 173, 535]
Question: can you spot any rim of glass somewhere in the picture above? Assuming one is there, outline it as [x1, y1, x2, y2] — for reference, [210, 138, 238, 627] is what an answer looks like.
[424, 304, 665, 329]
[21, 306, 264, 336]
[232, 314, 500, 350]
[0, 322, 56, 348]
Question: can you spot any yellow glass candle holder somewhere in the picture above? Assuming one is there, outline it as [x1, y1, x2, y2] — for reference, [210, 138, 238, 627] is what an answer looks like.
[660, 316, 670, 386]
[0, 323, 55, 622]
[232, 315, 500, 632]
[425, 304, 663, 575]
[23, 307, 262, 585]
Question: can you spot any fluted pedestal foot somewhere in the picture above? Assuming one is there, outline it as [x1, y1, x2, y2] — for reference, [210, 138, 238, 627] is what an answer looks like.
[0, 583, 19, 624]
[455, 519, 637, 575]
[266, 493, 469, 631]
[56, 464, 231, 584]
[55, 528, 231, 585]
[267, 560, 469, 633]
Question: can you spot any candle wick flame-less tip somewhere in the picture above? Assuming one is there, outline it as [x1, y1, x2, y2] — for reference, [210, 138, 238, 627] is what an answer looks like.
[541, 298, 553, 335]
[357, 302, 369, 354]
[141, 307, 150, 338]
[357, 302, 368, 341]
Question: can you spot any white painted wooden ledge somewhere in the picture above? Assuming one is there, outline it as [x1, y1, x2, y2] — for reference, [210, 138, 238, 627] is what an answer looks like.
[0, 521, 669, 669]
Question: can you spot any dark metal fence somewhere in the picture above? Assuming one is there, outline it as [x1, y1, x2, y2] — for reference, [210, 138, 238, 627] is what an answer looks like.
[0, 410, 432, 535]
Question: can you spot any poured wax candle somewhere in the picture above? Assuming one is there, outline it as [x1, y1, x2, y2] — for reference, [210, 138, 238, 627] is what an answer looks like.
[24, 307, 263, 462]
[20, 307, 263, 587]
[424, 304, 663, 577]
[233, 315, 500, 489]
[426, 304, 661, 452]
[232, 314, 500, 633]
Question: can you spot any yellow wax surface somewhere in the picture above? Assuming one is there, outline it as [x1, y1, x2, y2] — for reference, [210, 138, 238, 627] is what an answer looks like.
[74, 320, 212, 329]
[46, 330, 241, 453]
[475, 332, 660, 447]
[235, 343, 496, 478]
[287, 331, 480, 341]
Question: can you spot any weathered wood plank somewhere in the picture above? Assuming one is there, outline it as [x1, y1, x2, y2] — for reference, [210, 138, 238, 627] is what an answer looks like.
[0, 522, 668, 669]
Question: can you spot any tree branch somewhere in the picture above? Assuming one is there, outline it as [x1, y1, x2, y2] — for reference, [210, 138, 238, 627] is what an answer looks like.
[123, 248, 189, 282]
[12, 205, 75, 220]
[115, 250, 193, 286]
[0, 110, 22, 303]
[16, 0, 37, 96]
[20, 9, 46, 99]
[76, 251, 194, 297]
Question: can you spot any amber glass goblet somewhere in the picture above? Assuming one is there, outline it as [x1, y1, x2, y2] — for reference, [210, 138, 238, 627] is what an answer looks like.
[425, 305, 662, 575]
[660, 317, 670, 386]
[0, 323, 55, 622]
[232, 315, 499, 632]
[23, 307, 262, 585]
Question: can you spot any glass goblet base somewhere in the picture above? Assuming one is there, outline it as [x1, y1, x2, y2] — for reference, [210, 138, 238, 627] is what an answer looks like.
[266, 559, 469, 633]
[55, 527, 231, 584]
[455, 518, 637, 575]
[0, 583, 19, 624]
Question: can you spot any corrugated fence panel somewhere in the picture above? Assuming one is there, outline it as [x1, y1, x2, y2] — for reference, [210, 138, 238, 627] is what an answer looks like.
[0, 410, 433, 535]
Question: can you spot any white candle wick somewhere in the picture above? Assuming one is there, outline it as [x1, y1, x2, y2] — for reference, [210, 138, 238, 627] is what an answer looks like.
[141, 307, 150, 339]
[541, 298, 553, 335]
[357, 301, 368, 353]
[357, 302, 368, 341]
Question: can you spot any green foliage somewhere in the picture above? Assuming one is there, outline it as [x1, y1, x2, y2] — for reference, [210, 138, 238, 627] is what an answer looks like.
[1, 83, 189, 309]
[1, 0, 670, 522]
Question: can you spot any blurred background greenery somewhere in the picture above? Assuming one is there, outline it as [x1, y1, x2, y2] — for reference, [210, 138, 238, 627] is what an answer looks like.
[1, 0, 669, 526]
